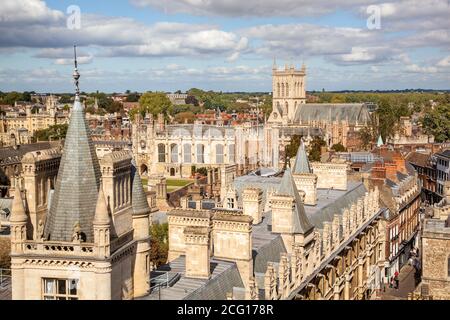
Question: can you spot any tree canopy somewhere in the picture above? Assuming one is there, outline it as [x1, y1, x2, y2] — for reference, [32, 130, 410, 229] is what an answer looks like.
[34, 124, 68, 142]
[129, 92, 172, 120]
[420, 104, 450, 142]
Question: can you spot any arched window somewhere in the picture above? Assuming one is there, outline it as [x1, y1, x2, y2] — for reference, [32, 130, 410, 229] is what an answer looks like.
[158, 144, 166, 163]
[281, 83, 285, 97]
[196, 144, 205, 163]
[183, 144, 191, 163]
[286, 83, 289, 97]
[170, 143, 178, 163]
[277, 83, 280, 97]
[228, 144, 235, 163]
[216, 144, 224, 164]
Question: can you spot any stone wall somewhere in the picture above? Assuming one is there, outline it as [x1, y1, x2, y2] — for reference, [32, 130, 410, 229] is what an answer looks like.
[422, 222, 450, 300]
[311, 162, 348, 190]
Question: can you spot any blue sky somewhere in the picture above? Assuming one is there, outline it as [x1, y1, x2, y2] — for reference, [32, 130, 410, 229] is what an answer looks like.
[0, 0, 449, 93]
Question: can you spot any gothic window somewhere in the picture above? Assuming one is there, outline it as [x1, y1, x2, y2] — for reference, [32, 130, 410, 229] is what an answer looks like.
[196, 144, 205, 163]
[183, 144, 192, 163]
[281, 83, 285, 97]
[170, 143, 178, 163]
[277, 83, 280, 97]
[42, 278, 78, 300]
[216, 144, 224, 164]
[227, 197, 235, 209]
[158, 144, 166, 163]
[228, 144, 235, 163]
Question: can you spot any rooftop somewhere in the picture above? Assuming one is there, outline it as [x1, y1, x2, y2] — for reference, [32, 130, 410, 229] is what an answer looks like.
[144, 179, 367, 300]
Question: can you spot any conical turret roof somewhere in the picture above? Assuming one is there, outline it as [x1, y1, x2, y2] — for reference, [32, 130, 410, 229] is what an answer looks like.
[278, 168, 313, 234]
[293, 141, 311, 174]
[43, 96, 101, 242]
[131, 161, 151, 216]
[10, 185, 27, 223]
[93, 182, 110, 225]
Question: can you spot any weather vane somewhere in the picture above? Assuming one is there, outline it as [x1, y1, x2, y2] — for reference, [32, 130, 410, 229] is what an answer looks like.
[73, 45, 80, 96]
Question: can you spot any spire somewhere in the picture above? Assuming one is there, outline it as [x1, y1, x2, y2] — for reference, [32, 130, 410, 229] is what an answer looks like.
[293, 141, 311, 174]
[10, 183, 27, 223]
[93, 182, 110, 225]
[43, 46, 101, 242]
[73, 45, 80, 96]
[377, 135, 384, 147]
[131, 160, 151, 216]
[278, 168, 313, 234]
[272, 57, 277, 70]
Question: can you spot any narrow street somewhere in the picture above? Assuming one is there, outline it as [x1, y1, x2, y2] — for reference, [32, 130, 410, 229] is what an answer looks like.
[380, 265, 419, 300]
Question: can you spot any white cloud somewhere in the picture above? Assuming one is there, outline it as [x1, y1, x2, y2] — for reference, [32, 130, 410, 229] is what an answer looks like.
[437, 55, 450, 67]
[130, 0, 385, 17]
[54, 55, 93, 65]
[0, 0, 63, 24]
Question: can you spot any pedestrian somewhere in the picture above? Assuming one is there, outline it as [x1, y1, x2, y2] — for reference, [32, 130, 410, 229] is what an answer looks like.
[394, 271, 399, 289]
[389, 276, 393, 288]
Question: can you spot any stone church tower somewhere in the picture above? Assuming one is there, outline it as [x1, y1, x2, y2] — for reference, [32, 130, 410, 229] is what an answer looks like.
[268, 61, 306, 124]
[10, 47, 151, 300]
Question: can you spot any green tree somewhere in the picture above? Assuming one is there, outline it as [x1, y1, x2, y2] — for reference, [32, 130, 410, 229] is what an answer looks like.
[34, 124, 68, 141]
[126, 92, 140, 102]
[150, 223, 168, 268]
[284, 135, 303, 169]
[331, 143, 346, 152]
[130, 92, 172, 120]
[309, 137, 326, 162]
[59, 95, 72, 104]
[420, 104, 450, 142]
[3, 92, 23, 105]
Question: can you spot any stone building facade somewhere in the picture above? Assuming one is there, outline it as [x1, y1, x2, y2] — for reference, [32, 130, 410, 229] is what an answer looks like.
[412, 181, 450, 300]
[141, 143, 387, 300]
[0, 96, 68, 146]
[132, 114, 264, 179]
[10, 83, 152, 299]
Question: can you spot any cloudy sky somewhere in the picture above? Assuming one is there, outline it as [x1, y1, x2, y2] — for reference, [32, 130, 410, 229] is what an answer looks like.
[0, 0, 449, 92]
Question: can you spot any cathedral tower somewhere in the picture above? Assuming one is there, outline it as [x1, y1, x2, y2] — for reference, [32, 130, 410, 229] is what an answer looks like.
[268, 61, 306, 123]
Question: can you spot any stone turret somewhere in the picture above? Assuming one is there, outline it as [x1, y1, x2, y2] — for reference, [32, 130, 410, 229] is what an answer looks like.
[292, 142, 317, 205]
[10, 184, 28, 254]
[131, 161, 151, 297]
[271, 169, 313, 251]
[93, 182, 111, 259]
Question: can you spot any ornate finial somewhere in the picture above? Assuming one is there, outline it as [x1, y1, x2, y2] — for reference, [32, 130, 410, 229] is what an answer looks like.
[272, 56, 277, 70]
[73, 45, 80, 96]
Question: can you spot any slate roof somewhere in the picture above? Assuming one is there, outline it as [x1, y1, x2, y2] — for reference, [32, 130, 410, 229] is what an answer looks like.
[277, 168, 313, 234]
[131, 161, 151, 216]
[292, 103, 371, 125]
[44, 97, 101, 242]
[292, 141, 311, 174]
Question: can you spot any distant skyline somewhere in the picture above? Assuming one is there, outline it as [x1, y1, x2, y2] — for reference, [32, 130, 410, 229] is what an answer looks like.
[0, 0, 449, 93]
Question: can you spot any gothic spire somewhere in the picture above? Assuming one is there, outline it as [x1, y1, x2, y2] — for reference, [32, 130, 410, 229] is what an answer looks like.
[278, 168, 313, 234]
[131, 160, 151, 216]
[293, 140, 311, 174]
[93, 181, 110, 225]
[43, 46, 101, 242]
[10, 183, 27, 223]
